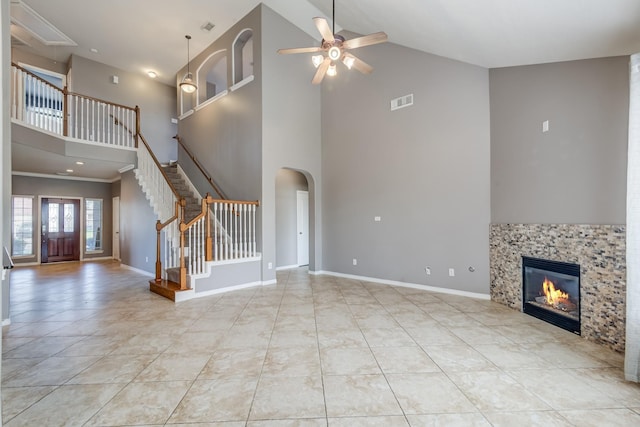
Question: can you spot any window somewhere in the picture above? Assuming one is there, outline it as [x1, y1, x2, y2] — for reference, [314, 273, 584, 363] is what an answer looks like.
[198, 50, 228, 104]
[233, 29, 253, 85]
[12, 196, 34, 257]
[85, 199, 103, 252]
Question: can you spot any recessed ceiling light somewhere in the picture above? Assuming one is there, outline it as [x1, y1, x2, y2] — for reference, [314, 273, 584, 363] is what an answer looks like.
[147, 70, 157, 79]
[75, 161, 84, 165]
[66, 169, 73, 173]
[90, 48, 98, 53]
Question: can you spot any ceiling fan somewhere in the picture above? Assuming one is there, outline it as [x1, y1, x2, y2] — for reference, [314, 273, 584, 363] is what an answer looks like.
[277, 0, 388, 84]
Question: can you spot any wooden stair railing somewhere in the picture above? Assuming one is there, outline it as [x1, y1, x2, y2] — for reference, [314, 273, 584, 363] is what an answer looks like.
[174, 135, 227, 200]
[11, 62, 138, 148]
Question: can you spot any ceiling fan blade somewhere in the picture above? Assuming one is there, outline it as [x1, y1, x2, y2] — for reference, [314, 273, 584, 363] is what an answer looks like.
[313, 17, 335, 43]
[277, 46, 324, 55]
[312, 57, 331, 85]
[342, 32, 388, 50]
[344, 53, 373, 74]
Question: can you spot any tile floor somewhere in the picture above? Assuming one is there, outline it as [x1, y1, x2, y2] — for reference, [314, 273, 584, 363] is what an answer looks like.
[2, 260, 640, 426]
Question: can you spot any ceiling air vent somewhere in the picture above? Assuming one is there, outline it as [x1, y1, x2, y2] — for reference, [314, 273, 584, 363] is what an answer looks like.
[390, 93, 414, 111]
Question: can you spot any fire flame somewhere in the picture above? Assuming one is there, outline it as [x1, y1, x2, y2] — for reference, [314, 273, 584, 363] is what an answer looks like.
[542, 277, 569, 307]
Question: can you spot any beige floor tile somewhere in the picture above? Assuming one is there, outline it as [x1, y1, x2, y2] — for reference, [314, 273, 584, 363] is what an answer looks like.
[422, 344, 496, 373]
[576, 367, 640, 406]
[474, 343, 550, 369]
[169, 379, 257, 423]
[5, 384, 124, 427]
[249, 376, 325, 420]
[269, 328, 318, 348]
[360, 327, 416, 347]
[68, 354, 157, 384]
[447, 371, 551, 412]
[523, 341, 611, 368]
[317, 328, 368, 349]
[483, 411, 574, 427]
[110, 333, 175, 355]
[162, 330, 226, 354]
[371, 346, 441, 374]
[558, 409, 640, 426]
[1, 385, 56, 423]
[3, 335, 84, 359]
[328, 415, 409, 426]
[448, 325, 514, 345]
[248, 421, 326, 427]
[3, 355, 101, 387]
[134, 352, 210, 382]
[87, 380, 191, 426]
[406, 413, 492, 426]
[404, 324, 465, 346]
[1, 357, 45, 382]
[507, 368, 623, 410]
[199, 347, 266, 380]
[262, 346, 322, 377]
[386, 372, 477, 414]
[323, 374, 403, 417]
[320, 347, 381, 375]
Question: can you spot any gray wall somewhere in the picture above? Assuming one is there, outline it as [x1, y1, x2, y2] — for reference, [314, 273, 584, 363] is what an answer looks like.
[490, 56, 629, 224]
[119, 170, 156, 274]
[176, 6, 262, 203]
[276, 169, 309, 268]
[11, 48, 68, 76]
[69, 55, 177, 163]
[322, 39, 491, 294]
[11, 175, 115, 263]
[261, 5, 323, 280]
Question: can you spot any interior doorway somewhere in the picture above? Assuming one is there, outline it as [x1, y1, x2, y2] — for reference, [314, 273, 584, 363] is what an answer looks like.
[276, 169, 311, 269]
[297, 190, 309, 266]
[41, 198, 80, 263]
[112, 196, 121, 261]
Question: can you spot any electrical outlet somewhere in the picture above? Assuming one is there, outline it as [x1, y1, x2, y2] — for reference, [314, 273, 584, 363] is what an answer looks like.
[425, 267, 431, 275]
[449, 268, 455, 277]
[145, 256, 148, 262]
[353, 258, 357, 266]
[268, 262, 273, 269]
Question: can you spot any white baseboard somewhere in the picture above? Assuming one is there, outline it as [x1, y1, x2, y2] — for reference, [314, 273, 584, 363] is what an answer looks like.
[84, 256, 115, 262]
[119, 264, 154, 277]
[314, 270, 490, 300]
[276, 264, 299, 271]
[262, 279, 277, 286]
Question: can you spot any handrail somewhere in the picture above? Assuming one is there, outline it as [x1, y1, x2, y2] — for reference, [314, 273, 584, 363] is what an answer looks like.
[11, 62, 61, 91]
[138, 134, 182, 201]
[174, 135, 227, 200]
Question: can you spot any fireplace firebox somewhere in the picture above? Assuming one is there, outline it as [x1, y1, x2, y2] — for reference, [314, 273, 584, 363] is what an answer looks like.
[522, 256, 580, 335]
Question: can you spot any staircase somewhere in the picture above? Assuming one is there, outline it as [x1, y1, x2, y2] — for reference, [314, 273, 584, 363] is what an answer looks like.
[10, 62, 261, 303]
[162, 164, 201, 222]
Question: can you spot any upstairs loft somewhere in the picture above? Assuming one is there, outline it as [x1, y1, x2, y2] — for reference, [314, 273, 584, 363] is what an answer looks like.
[10, 62, 138, 181]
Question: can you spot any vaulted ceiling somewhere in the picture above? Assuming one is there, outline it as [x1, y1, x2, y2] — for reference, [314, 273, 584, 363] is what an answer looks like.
[12, 0, 640, 86]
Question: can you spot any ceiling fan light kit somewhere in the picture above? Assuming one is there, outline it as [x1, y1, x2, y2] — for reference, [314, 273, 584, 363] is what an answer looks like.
[277, 0, 387, 84]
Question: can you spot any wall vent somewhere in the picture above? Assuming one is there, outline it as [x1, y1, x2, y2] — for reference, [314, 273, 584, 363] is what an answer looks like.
[390, 93, 414, 111]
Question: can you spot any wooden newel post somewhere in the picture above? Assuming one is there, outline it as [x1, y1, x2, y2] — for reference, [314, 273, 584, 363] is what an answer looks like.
[155, 220, 162, 282]
[135, 105, 140, 148]
[63, 86, 69, 137]
[178, 198, 188, 290]
[205, 194, 213, 261]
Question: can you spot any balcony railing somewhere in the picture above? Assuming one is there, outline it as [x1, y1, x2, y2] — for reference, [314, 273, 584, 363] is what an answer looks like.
[10, 62, 137, 149]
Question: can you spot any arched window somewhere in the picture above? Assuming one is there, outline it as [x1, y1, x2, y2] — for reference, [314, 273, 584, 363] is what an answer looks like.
[197, 50, 228, 104]
[233, 29, 253, 85]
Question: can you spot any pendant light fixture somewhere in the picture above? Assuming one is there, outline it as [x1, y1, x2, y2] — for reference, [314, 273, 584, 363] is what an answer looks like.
[180, 35, 197, 93]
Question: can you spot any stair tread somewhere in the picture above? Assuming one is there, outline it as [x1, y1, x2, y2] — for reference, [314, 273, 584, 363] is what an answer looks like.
[149, 279, 190, 302]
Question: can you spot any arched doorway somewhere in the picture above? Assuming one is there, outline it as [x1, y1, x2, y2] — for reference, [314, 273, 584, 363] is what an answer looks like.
[275, 168, 309, 269]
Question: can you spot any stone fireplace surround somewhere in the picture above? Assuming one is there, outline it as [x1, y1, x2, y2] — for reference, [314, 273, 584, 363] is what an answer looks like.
[490, 224, 626, 352]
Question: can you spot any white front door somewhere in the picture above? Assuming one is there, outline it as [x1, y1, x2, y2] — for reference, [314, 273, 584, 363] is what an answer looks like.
[112, 196, 120, 261]
[296, 190, 309, 266]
